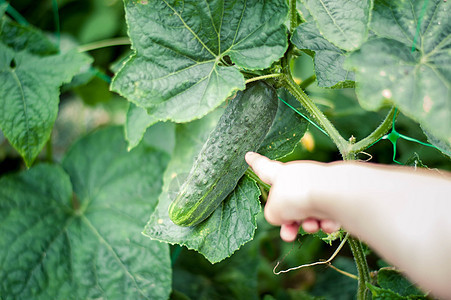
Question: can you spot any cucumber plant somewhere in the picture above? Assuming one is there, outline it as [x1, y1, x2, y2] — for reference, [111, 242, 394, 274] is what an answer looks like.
[0, 0, 449, 299]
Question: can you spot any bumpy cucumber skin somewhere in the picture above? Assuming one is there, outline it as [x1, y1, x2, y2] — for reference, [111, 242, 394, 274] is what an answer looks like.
[168, 81, 278, 226]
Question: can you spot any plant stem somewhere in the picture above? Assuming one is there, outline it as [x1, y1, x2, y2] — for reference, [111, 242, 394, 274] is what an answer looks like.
[245, 168, 271, 191]
[348, 237, 371, 300]
[282, 71, 348, 154]
[299, 74, 316, 90]
[289, 0, 299, 32]
[345, 107, 398, 159]
[245, 73, 282, 84]
[77, 37, 131, 52]
[1, 1, 29, 25]
[281, 45, 378, 300]
[328, 263, 359, 280]
[52, 0, 60, 47]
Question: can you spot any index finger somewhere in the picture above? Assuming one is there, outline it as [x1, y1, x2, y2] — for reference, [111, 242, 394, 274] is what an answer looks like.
[245, 152, 281, 185]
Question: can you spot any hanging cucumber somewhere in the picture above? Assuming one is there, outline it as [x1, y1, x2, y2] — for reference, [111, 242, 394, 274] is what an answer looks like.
[168, 81, 278, 227]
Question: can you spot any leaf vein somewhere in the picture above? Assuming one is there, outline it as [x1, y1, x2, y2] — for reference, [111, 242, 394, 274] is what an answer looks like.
[162, 0, 217, 58]
[81, 215, 149, 299]
[10, 70, 31, 163]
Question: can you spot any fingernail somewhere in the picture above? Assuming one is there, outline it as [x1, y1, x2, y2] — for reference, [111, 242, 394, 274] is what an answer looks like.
[245, 152, 255, 161]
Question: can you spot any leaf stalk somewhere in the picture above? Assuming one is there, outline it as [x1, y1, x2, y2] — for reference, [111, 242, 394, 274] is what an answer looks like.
[289, 0, 299, 33]
[245, 73, 282, 84]
[344, 107, 399, 159]
[77, 37, 131, 52]
[281, 69, 348, 155]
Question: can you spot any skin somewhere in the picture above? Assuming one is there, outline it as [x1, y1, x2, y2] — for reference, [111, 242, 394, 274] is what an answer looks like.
[245, 151, 451, 299]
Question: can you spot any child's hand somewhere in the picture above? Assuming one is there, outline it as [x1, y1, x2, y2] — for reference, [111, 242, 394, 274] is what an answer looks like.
[245, 152, 340, 242]
[246, 151, 451, 299]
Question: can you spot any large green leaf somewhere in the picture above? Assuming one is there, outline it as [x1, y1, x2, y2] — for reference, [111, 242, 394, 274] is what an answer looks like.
[301, 0, 372, 51]
[422, 127, 451, 158]
[0, 44, 91, 167]
[172, 242, 259, 300]
[0, 127, 172, 299]
[125, 103, 159, 150]
[291, 22, 355, 88]
[112, 0, 288, 128]
[377, 268, 425, 297]
[367, 268, 427, 299]
[258, 89, 308, 159]
[142, 111, 262, 263]
[145, 175, 260, 264]
[346, 0, 451, 148]
[0, 13, 59, 55]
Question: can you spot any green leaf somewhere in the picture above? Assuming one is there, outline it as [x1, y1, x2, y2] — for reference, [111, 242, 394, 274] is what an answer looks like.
[0, 3, 7, 15]
[296, 0, 314, 22]
[301, 0, 372, 51]
[125, 103, 158, 150]
[258, 89, 308, 159]
[346, 0, 451, 149]
[422, 127, 451, 158]
[172, 242, 259, 300]
[367, 284, 407, 300]
[146, 176, 260, 264]
[0, 12, 59, 55]
[0, 44, 92, 167]
[141, 121, 176, 156]
[291, 22, 355, 87]
[143, 113, 261, 263]
[377, 268, 425, 297]
[367, 268, 428, 299]
[0, 127, 172, 299]
[112, 0, 288, 127]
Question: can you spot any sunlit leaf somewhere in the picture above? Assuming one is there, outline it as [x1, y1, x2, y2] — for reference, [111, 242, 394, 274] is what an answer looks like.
[301, 0, 371, 51]
[112, 0, 288, 130]
[346, 0, 451, 148]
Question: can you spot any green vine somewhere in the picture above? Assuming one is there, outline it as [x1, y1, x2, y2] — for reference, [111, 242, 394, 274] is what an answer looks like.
[279, 41, 381, 300]
[348, 237, 371, 300]
[281, 57, 348, 155]
[289, 0, 299, 33]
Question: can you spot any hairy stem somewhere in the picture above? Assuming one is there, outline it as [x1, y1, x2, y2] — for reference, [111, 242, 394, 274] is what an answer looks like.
[289, 0, 299, 32]
[245, 73, 282, 84]
[77, 37, 131, 52]
[282, 71, 348, 154]
[348, 237, 371, 300]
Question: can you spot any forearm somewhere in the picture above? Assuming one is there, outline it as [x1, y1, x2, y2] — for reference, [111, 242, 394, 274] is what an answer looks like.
[316, 162, 451, 297]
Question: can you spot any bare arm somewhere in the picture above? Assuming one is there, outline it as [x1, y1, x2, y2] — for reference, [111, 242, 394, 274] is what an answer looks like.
[245, 152, 451, 299]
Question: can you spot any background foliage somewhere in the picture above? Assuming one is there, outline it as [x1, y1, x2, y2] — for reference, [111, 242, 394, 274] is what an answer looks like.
[0, 0, 449, 299]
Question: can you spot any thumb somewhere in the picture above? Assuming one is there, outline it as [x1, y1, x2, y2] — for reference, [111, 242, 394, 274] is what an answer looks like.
[245, 152, 281, 185]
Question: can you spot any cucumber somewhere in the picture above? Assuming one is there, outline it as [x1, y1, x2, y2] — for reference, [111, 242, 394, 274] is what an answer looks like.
[168, 81, 278, 226]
